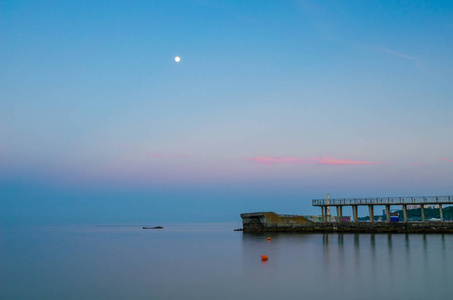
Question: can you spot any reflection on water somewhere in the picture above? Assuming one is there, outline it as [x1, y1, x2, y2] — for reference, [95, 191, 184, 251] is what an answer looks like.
[240, 231, 452, 300]
[1, 225, 453, 300]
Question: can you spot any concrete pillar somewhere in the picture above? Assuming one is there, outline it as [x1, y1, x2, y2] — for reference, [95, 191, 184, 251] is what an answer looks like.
[326, 194, 330, 218]
[325, 206, 330, 222]
[385, 205, 391, 223]
[353, 205, 358, 222]
[339, 206, 343, 222]
[421, 205, 425, 222]
[336, 206, 340, 223]
[368, 205, 374, 223]
[356, 206, 359, 222]
[440, 204, 443, 221]
[403, 205, 408, 223]
[321, 206, 325, 222]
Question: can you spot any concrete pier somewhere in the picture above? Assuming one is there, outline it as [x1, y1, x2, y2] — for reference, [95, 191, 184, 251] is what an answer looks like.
[241, 195, 453, 233]
[312, 195, 453, 224]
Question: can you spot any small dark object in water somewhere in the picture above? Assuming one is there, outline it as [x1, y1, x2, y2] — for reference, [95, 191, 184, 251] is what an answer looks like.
[142, 226, 164, 229]
[234, 228, 243, 231]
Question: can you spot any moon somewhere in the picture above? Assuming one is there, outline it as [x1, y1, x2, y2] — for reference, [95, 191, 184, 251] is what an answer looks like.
[175, 56, 181, 62]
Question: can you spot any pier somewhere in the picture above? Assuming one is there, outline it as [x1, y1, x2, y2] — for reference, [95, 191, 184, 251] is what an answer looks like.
[312, 195, 453, 223]
[240, 195, 453, 233]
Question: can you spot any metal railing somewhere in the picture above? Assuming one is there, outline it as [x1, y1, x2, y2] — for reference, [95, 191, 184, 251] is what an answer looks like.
[312, 195, 453, 206]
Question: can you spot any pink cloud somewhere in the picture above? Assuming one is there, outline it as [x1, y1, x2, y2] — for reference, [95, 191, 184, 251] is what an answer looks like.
[246, 156, 381, 165]
[441, 158, 453, 162]
[314, 157, 381, 165]
[148, 153, 191, 158]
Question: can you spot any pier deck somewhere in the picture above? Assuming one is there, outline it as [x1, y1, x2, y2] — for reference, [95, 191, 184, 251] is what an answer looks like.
[312, 195, 453, 206]
[312, 195, 453, 223]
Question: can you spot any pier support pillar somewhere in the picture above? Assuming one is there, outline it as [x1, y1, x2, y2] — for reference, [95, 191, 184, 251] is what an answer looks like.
[336, 206, 340, 223]
[339, 206, 343, 222]
[403, 205, 408, 223]
[440, 204, 443, 221]
[368, 205, 374, 223]
[385, 205, 391, 223]
[421, 205, 425, 222]
[321, 206, 325, 222]
[325, 206, 330, 222]
[352, 205, 358, 222]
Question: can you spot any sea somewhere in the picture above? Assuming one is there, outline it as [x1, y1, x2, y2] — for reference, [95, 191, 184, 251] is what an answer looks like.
[1, 223, 453, 300]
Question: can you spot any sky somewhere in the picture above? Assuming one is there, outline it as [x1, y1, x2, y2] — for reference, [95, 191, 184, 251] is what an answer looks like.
[1, 0, 453, 225]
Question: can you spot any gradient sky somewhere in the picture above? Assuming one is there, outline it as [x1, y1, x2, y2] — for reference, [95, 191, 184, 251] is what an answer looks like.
[2, 0, 453, 225]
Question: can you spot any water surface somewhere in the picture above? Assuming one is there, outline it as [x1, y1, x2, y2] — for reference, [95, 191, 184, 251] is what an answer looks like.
[1, 224, 452, 299]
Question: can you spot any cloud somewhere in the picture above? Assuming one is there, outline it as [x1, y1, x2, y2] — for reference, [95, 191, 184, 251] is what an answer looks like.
[441, 158, 453, 162]
[315, 157, 381, 165]
[246, 156, 381, 165]
[376, 46, 421, 64]
[378, 47, 418, 60]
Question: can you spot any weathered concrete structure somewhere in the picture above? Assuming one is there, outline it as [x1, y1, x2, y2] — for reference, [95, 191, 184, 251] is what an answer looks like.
[241, 195, 453, 233]
[241, 212, 312, 231]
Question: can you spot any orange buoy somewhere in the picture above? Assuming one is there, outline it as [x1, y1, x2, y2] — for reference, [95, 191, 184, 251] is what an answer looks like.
[261, 255, 269, 261]
[267, 237, 271, 241]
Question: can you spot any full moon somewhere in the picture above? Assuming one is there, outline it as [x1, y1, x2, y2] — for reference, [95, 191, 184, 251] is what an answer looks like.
[175, 56, 181, 62]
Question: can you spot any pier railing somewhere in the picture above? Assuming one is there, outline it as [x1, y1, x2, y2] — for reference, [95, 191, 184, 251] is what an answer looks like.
[312, 195, 453, 206]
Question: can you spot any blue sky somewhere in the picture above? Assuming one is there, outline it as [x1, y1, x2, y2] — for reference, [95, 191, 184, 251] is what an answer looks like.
[2, 0, 453, 225]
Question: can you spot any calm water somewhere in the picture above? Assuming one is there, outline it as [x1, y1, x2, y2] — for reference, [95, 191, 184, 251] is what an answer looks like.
[1, 223, 453, 299]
